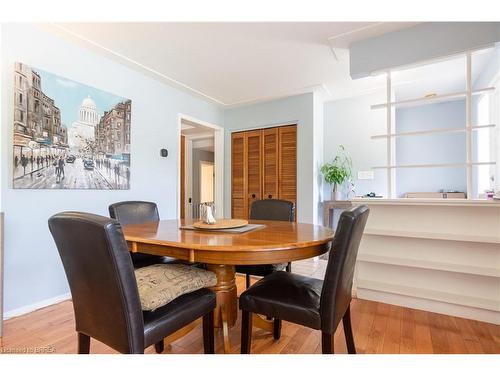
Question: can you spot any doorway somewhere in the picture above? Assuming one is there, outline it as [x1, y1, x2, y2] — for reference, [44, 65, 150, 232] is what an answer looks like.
[200, 161, 215, 204]
[178, 115, 224, 220]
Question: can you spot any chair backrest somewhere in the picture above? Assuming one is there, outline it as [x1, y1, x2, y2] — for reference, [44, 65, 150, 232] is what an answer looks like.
[48, 212, 144, 353]
[250, 199, 295, 222]
[109, 201, 160, 266]
[108, 201, 160, 225]
[319, 205, 369, 334]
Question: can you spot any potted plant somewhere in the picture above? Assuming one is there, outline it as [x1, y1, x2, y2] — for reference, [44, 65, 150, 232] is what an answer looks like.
[320, 145, 353, 201]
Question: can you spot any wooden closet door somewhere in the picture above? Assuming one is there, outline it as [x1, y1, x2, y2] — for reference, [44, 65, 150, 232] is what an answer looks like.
[278, 125, 297, 217]
[262, 127, 279, 200]
[245, 130, 263, 218]
[231, 132, 246, 219]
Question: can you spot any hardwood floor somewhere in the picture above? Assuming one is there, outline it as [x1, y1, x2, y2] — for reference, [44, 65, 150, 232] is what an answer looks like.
[1, 270, 499, 354]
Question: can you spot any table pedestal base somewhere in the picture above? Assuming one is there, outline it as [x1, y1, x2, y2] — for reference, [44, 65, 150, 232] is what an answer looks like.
[207, 264, 238, 353]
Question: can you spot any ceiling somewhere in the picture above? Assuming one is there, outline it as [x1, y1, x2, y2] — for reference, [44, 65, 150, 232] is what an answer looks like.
[48, 22, 420, 106]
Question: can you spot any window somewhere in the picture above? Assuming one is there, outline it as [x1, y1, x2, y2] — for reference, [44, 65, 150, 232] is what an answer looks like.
[371, 45, 499, 199]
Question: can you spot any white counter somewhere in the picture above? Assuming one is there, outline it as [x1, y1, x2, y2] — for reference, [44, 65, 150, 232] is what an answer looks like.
[350, 199, 500, 324]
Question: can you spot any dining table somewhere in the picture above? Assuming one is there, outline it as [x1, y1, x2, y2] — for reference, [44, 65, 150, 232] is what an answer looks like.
[122, 218, 334, 353]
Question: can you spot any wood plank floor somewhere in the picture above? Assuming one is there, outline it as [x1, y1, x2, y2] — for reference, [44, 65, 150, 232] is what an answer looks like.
[1, 274, 499, 354]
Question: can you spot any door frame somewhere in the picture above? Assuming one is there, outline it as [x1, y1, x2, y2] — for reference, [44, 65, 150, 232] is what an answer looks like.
[177, 114, 224, 219]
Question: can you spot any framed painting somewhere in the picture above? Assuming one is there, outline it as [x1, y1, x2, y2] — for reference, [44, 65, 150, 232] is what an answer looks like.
[13, 62, 131, 189]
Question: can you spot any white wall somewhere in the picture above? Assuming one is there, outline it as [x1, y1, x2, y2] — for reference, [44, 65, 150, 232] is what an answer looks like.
[323, 91, 387, 201]
[313, 91, 325, 224]
[223, 93, 321, 224]
[1, 24, 224, 314]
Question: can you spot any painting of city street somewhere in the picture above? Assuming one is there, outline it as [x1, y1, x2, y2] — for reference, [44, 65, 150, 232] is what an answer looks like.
[13, 62, 131, 189]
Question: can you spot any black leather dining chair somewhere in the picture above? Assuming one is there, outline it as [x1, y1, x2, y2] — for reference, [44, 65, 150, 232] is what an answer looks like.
[109, 201, 175, 268]
[239, 205, 369, 354]
[48, 212, 216, 354]
[235, 199, 295, 288]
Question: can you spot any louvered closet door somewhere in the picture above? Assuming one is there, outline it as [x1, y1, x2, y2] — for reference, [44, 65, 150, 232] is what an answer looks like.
[245, 130, 263, 219]
[278, 125, 297, 219]
[231, 132, 246, 219]
[262, 127, 279, 200]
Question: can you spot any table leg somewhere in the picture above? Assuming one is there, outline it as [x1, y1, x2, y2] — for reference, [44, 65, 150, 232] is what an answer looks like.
[207, 264, 237, 353]
[220, 304, 231, 353]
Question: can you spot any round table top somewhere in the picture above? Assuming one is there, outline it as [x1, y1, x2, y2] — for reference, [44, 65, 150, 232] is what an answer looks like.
[122, 219, 334, 265]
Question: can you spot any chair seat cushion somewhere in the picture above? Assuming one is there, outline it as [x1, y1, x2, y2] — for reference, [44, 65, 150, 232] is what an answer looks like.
[239, 271, 323, 330]
[135, 264, 217, 311]
[235, 263, 287, 276]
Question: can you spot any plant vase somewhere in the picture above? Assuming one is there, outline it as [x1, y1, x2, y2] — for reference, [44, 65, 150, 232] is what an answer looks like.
[332, 189, 342, 201]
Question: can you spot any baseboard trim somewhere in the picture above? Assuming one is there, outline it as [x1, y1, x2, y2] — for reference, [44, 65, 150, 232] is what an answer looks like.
[3, 292, 71, 320]
[357, 287, 500, 325]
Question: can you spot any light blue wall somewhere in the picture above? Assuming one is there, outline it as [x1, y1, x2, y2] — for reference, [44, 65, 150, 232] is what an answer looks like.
[223, 93, 318, 223]
[395, 100, 467, 197]
[323, 91, 388, 199]
[1, 24, 224, 313]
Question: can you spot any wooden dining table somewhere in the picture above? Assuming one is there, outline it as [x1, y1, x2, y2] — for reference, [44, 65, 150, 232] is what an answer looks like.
[123, 219, 334, 353]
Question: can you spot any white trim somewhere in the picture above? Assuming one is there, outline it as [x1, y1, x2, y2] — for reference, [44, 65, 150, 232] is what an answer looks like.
[3, 292, 71, 320]
[466, 52, 473, 200]
[386, 72, 393, 198]
[363, 228, 500, 244]
[373, 161, 496, 170]
[356, 288, 500, 325]
[185, 138, 193, 221]
[357, 279, 499, 311]
[177, 114, 224, 219]
[371, 124, 496, 139]
[351, 197, 500, 207]
[357, 253, 500, 278]
[371, 87, 495, 110]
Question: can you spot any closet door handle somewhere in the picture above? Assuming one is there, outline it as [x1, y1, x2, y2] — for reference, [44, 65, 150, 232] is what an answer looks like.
[268, 194, 272, 199]
[251, 194, 256, 198]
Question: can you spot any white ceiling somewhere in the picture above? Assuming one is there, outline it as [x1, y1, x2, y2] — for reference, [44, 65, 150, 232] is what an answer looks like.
[48, 22, 420, 106]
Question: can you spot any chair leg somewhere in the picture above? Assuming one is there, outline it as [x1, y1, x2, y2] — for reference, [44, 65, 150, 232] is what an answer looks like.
[286, 262, 292, 272]
[342, 305, 356, 354]
[246, 274, 251, 289]
[240, 310, 253, 354]
[321, 332, 334, 354]
[154, 340, 164, 353]
[273, 319, 282, 340]
[203, 310, 215, 354]
[78, 332, 90, 354]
